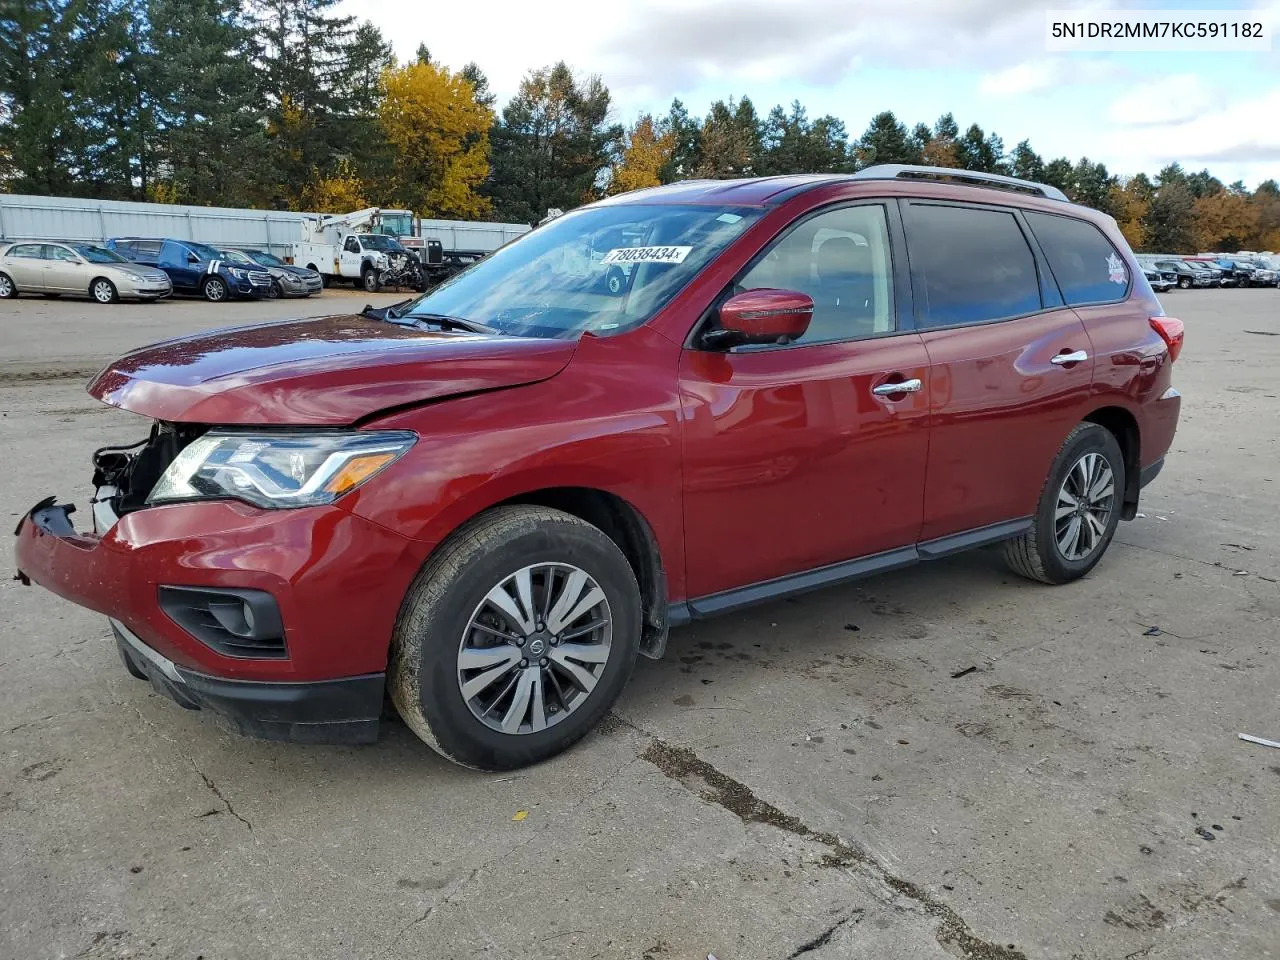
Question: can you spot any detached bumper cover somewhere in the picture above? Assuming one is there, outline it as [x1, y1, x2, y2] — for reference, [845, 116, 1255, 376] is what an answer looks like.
[112, 619, 382, 744]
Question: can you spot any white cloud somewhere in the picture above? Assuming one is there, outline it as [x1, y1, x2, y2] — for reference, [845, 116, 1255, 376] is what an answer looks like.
[1106, 74, 1217, 127]
[979, 62, 1059, 97]
[1102, 86, 1280, 173]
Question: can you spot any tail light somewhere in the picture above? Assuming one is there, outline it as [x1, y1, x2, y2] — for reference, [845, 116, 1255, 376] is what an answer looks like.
[1150, 316, 1184, 363]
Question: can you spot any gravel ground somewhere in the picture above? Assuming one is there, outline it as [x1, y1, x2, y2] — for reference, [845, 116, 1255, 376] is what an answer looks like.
[1, 288, 1278, 960]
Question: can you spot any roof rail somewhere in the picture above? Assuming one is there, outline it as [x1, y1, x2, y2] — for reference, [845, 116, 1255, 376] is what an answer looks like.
[851, 164, 1070, 202]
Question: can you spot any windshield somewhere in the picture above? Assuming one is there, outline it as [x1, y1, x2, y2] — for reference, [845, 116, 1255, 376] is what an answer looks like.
[219, 249, 255, 265]
[246, 250, 284, 267]
[186, 241, 223, 261]
[380, 213, 414, 237]
[71, 244, 127, 264]
[404, 203, 761, 338]
[360, 234, 404, 252]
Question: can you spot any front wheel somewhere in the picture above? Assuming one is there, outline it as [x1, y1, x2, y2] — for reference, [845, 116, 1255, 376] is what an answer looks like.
[389, 506, 641, 770]
[1003, 423, 1125, 584]
[1178, 277, 1192, 289]
[90, 278, 118, 304]
[362, 268, 380, 293]
[268, 279, 282, 299]
[202, 276, 228, 302]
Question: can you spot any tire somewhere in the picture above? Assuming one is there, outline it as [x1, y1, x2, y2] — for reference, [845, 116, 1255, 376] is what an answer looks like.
[604, 265, 626, 296]
[268, 279, 282, 299]
[389, 505, 641, 770]
[0, 272, 13, 298]
[362, 267, 380, 293]
[202, 276, 228, 302]
[1178, 277, 1192, 289]
[1003, 422, 1125, 585]
[90, 278, 118, 304]
[308, 266, 328, 288]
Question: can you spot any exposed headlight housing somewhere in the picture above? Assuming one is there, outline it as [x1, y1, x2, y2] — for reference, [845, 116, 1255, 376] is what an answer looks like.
[149, 431, 416, 509]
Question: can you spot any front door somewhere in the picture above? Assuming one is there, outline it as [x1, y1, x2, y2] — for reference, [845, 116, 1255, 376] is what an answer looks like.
[340, 236, 363, 277]
[899, 199, 1096, 540]
[43, 244, 86, 292]
[160, 241, 200, 291]
[679, 202, 931, 600]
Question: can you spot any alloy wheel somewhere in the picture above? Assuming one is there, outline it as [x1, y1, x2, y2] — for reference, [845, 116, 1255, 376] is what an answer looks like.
[1055, 452, 1115, 561]
[0, 275, 12, 297]
[457, 562, 612, 735]
[93, 280, 114, 303]
[205, 279, 226, 302]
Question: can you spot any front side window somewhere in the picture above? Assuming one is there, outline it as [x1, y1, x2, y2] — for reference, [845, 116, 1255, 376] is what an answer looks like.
[184, 241, 222, 261]
[46, 245, 79, 262]
[404, 203, 761, 338]
[344, 236, 361, 253]
[735, 204, 895, 344]
[905, 203, 1042, 327]
[72, 244, 128, 264]
[359, 235, 404, 252]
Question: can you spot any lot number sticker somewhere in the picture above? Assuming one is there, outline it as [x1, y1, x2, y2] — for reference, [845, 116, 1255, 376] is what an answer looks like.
[601, 245, 692, 265]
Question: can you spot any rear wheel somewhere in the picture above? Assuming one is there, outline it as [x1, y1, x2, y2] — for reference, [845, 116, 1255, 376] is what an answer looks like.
[90, 278, 118, 304]
[0, 273, 13, 298]
[389, 506, 641, 770]
[202, 276, 227, 302]
[1003, 422, 1125, 585]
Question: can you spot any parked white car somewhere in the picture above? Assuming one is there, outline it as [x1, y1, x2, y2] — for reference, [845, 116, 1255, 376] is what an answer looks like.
[0, 240, 172, 303]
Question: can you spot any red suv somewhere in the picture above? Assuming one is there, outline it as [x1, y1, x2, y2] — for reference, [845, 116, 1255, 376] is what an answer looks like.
[14, 166, 1183, 770]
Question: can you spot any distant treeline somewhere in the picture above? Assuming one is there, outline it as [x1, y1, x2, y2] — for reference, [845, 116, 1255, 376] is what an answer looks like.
[2, 0, 1276, 251]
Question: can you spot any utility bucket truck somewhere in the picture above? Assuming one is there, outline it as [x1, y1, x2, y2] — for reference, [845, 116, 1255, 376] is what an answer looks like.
[290, 208, 425, 292]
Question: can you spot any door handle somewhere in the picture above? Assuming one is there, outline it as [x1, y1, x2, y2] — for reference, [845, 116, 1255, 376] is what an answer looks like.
[1051, 350, 1088, 365]
[872, 378, 923, 397]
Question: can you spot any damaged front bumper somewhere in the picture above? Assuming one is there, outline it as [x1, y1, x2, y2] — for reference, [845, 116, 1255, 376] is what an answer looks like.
[13, 492, 419, 745]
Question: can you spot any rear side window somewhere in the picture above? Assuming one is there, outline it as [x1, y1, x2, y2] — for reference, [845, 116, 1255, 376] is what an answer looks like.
[1025, 211, 1129, 304]
[135, 241, 163, 258]
[905, 204, 1041, 327]
[8, 243, 45, 259]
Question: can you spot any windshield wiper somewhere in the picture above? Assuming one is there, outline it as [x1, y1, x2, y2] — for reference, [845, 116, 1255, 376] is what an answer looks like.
[402, 312, 501, 335]
[360, 298, 416, 322]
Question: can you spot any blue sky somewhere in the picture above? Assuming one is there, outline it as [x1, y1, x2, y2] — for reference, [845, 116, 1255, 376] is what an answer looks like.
[347, 0, 1280, 188]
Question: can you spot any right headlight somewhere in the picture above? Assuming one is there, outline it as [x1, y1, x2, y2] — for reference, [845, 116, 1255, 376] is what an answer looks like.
[149, 431, 417, 509]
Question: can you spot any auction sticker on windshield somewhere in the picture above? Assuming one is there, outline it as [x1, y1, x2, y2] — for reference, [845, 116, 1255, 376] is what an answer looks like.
[601, 245, 692, 265]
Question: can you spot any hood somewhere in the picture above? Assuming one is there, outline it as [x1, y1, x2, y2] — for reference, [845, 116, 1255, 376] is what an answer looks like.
[114, 263, 168, 281]
[88, 314, 578, 425]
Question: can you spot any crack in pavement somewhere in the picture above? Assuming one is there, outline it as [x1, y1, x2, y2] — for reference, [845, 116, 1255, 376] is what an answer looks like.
[788, 909, 864, 957]
[637, 735, 1026, 960]
[1114, 539, 1278, 581]
[126, 701, 252, 831]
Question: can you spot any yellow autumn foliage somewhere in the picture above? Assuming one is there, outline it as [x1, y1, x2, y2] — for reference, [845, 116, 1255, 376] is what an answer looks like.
[300, 158, 369, 212]
[379, 61, 492, 219]
[610, 116, 674, 195]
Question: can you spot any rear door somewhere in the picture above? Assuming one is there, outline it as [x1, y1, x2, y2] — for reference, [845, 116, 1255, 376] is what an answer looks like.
[5, 243, 49, 290]
[679, 201, 932, 600]
[901, 199, 1096, 541]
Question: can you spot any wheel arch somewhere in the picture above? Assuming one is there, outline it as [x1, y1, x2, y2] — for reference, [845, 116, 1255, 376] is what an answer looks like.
[494, 487, 671, 660]
[1083, 405, 1141, 519]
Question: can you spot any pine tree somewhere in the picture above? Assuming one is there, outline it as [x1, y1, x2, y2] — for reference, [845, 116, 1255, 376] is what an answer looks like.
[695, 96, 761, 178]
[487, 62, 622, 223]
[658, 98, 701, 183]
[1009, 140, 1045, 182]
[856, 111, 919, 167]
[955, 123, 1004, 173]
[147, 0, 272, 206]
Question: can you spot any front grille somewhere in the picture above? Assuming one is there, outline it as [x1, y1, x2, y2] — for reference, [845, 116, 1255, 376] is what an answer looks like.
[158, 586, 287, 659]
[248, 270, 272, 284]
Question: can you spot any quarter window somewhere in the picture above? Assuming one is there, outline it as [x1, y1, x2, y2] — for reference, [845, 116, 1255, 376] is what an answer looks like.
[905, 203, 1042, 327]
[1024, 211, 1130, 304]
[736, 204, 896, 344]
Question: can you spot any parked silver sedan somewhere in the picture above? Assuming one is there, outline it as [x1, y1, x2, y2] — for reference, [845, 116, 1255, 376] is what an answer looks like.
[0, 241, 173, 303]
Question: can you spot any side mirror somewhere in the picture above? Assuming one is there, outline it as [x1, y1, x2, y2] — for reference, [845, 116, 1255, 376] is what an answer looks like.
[707, 288, 814, 348]
[187, 253, 199, 264]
